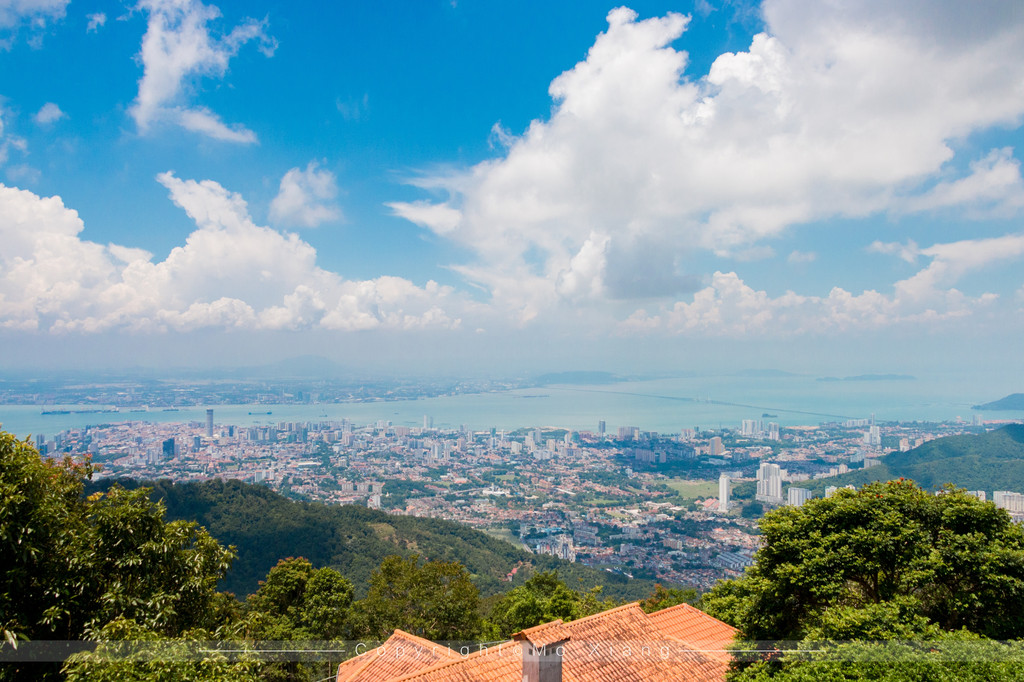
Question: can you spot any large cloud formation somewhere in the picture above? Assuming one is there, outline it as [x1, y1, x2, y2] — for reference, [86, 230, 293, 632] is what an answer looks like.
[390, 1, 1024, 331]
[0, 177, 459, 333]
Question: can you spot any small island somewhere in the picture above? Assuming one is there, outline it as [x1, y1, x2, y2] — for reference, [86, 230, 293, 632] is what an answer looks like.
[973, 393, 1024, 411]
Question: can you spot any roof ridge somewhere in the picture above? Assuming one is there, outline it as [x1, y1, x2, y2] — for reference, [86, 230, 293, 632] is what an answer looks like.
[389, 628, 464, 653]
[648, 602, 739, 634]
[389, 639, 521, 681]
[515, 619, 565, 637]
[565, 600, 643, 627]
[335, 629, 461, 682]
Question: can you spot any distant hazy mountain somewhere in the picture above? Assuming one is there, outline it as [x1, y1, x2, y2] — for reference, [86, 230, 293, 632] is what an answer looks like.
[973, 393, 1024, 411]
[534, 371, 623, 385]
[780, 424, 1024, 496]
[734, 369, 802, 378]
[87, 478, 659, 601]
[817, 374, 916, 382]
[248, 355, 352, 378]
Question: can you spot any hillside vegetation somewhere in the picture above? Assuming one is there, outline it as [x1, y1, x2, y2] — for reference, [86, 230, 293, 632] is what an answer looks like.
[89, 478, 658, 600]
[973, 393, 1024, 411]
[788, 424, 1024, 497]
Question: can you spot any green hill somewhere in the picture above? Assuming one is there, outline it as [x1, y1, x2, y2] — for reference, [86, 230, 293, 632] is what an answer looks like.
[789, 424, 1024, 497]
[87, 478, 659, 601]
[973, 393, 1024, 411]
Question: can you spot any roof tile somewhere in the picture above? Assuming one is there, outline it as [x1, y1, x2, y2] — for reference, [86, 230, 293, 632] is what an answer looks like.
[338, 602, 734, 682]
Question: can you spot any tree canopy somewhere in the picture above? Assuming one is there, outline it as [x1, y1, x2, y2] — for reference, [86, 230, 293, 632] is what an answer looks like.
[483, 570, 619, 639]
[701, 479, 1024, 679]
[351, 554, 481, 641]
[0, 433, 234, 645]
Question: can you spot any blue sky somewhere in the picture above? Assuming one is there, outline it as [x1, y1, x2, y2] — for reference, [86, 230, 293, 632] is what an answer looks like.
[1, 0, 1023, 378]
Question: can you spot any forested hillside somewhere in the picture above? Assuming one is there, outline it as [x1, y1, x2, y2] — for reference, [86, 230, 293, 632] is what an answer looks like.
[785, 424, 1024, 497]
[88, 478, 658, 600]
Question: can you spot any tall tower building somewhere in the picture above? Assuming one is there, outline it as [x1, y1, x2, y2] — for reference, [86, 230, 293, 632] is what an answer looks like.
[598, 420, 606, 436]
[206, 409, 214, 438]
[718, 474, 730, 513]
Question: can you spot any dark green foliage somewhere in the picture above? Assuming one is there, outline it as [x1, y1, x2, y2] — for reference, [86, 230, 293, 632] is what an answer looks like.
[0, 436, 234, 644]
[0, 433, 236, 681]
[240, 557, 354, 682]
[351, 555, 481, 641]
[63, 619, 262, 682]
[701, 480, 1024, 679]
[730, 632, 1024, 681]
[89, 477, 659, 600]
[483, 571, 618, 640]
[704, 481, 1024, 641]
[741, 501, 764, 518]
[243, 558, 353, 640]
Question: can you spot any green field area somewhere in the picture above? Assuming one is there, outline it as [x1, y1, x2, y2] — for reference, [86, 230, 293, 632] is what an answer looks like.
[665, 479, 719, 499]
[484, 527, 526, 548]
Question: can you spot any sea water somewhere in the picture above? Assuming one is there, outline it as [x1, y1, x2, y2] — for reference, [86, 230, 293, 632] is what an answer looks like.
[2, 371, 1021, 440]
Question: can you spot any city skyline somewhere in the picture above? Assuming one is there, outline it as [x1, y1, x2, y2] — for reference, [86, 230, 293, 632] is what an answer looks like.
[1, 1, 1023, 378]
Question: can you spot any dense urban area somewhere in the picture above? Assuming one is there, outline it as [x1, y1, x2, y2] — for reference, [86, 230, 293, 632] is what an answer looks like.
[27, 387, 1020, 592]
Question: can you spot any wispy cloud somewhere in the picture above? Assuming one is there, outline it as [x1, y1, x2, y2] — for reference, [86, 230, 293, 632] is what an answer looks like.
[130, 0, 276, 143]
[0, 0, 67, 47]
[86, 12, 106, 32]
[33, 102, 65, 125]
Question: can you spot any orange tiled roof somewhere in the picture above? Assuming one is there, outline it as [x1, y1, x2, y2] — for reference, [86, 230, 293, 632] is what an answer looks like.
[337, 602, 734, 682]
[646, 602, 738, 661]
[515, 620, 572, 648]
[336, 629, 461, 682]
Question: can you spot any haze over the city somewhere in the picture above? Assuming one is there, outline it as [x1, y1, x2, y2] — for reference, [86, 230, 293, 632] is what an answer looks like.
[1, 0, 1023, 379]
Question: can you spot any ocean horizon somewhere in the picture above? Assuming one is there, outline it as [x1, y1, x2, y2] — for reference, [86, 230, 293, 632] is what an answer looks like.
[2, 372, 1021, 441]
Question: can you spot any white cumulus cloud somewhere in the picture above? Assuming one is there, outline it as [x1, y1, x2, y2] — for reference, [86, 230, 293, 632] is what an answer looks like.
[130, 0, 275, 143]
[0, 177, 460, 333]
[622, 233, 1024, 337]
[390, 2, 1024, 324]
[269, 162, 342, 228]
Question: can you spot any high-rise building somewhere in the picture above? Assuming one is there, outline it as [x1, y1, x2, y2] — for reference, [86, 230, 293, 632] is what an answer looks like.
[787, 487, 812, 507]
[162, 437, 177, 459]
[740, 420, 763, 437]
[206, 409, 214, 438]
[598, 420, 606, 436]
[709, 436, 725, 456]
[756, 462, 784, 505]
[718, 474, 730, 513]
[423, 415, 433, 429]
[994, 491, 1024, 513]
